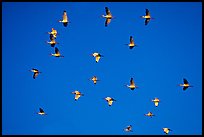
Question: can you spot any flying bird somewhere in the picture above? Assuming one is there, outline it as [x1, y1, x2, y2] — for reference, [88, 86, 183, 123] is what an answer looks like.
[152, 97, 160, 107]
[178, 78, 193, 91]
[91, 52, 104, 63]
[126, 78, 138, 90]
[47, 35, 59, 47]
[104, 97, 116, 106]
[36, 108, 47, 115]
[144, 112, 155, 118]
[163, 128, 172, 134]
[90, 76, 99, 84]
[125, 36, 136, 49]
[30, 68, 41, 79]
[102, 7, 114, 27]
[124, 125, 133, 132]
[48, 28, 58, 39]
[140, 9, 154, 25]
[50, 47, 64, 57]
[59, 10, 69, 27]
[72, 91, 84, 101]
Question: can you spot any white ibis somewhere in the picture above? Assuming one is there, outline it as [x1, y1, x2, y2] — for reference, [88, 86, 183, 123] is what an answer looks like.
[140, 9, 154, 25]
[50, 47, 64, 57]
[72, 91, 84, 101]
[48, 28, 57, 38]
[30, 68, 41, 79]
[152, 97, 160, 107]
[178, 78, 193, 91]
[90, 76, 99, 84]
[36, 108, 47, 115]
[59, 10, 69, 27]
[91, 52, 104, 63]
[102, 7, 114, 27]
[124, 125, 133, 132]
[104, 97, 116, 106]
[163, 128, 172, 134]
[144, 112, 155, 118]
[126, 78, 138, 90]
[125, 36, 136, 49]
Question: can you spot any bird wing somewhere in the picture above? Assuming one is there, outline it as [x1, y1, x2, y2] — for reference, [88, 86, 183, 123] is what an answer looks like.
[50, 34, 55, 41]
[33, 72, 39, 79]
[63, 11, 68, 22]
[105, 7, 111, 16]
[145, 18, 150, 25]
[55, 47, 60, 54]
[39, 108, 44, 113]
[146, 9, 150, 16]
[108, 100, 113, 106]
[105, 18, 111, 27]
[75, 94, 81, 100]
[130, 36, 134, 44]
[154, 101, 159, 107]
[95, 56, 101, 62]
[130, 78, 135, 86]
[183, 86, 188, 91]
[183, 78, 188, 84]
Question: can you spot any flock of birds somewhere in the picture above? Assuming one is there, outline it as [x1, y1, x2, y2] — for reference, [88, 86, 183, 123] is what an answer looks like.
[29, 7, 193, 135]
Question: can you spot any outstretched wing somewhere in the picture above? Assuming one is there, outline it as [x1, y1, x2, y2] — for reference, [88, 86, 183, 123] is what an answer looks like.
[130, 36, 134, 44]
[55, 47, 60, 54]
[183, 86, 188, 91]
[95, 56, 101, 62]
[105, 7, 111, 16]
[183, 78, 188, 84]
[146, 9, 150, 16]
[130, 78, 135, 85]
[145, 18, 150, 25]
[39, 108, 44, 113]
[105, 18, 111, 27]
[63, 10, 68, 22]
[75, 94, 81, 100]
[33, 72, 39, 79]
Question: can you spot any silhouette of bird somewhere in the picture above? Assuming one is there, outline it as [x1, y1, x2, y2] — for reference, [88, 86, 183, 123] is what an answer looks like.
[72, 91, 84, 101]
[59, 10, 69, 27]
[91, 52, 104, 63]
[124, 125, 133, 132]
[144, 112, 155, 118]
[178, 78, 193, 91]
[104, 97, 116, 106]
[36, 108, 47, 115]
[125, 36, 136, 49]
[102, 7, 114, 27]
[48, 28, 58, 39]
[30, 68, 41, 79]
[47, 35, 59, 47]
[152, 97, 160, 107]
[140, 9, 155, 25]
[90, 76, 99, 84]
[126, 78, 138, 90]
[50, 47, 64, 57]
[163, 128, 172, 134]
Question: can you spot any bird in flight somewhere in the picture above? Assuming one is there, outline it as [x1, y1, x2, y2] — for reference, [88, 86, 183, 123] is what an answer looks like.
[48, 28, 58, 39]
[152, 97, 160, 107]
[104, 97, 116, 106]
[59, 10, 69, 27]
[124, 125, 133, 132]
[50, 47, 64, 57]
[102, 7, 114, 27]
[72, 91, 84, 101]
[47, 34, 59, 47]
[90, 76, 99, 84]
[125, 36, 136, 49]
[36, 108, 47, 115]
[140, 9, 155, 25]
[30, 68, 41, 79]
[126, 78, 138, 90]
[163, 128, 172, 134]
[144, 112, 155, 118]
[91, 52, 104, 63]
[178, 78, 193, 91]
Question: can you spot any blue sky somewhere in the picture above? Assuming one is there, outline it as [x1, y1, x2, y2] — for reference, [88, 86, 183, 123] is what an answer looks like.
[2, 2, 202, 135]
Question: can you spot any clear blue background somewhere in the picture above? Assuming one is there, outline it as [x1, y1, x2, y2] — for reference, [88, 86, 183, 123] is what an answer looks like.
[2, 2, 202, 135]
